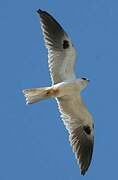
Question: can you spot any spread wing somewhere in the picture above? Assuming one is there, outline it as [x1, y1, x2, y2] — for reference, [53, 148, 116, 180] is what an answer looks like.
[37, 9, 76, 84]
[57, 95, 94, 175]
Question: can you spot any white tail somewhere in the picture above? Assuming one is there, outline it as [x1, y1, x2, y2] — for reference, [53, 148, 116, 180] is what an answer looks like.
[22, 87, 53, 105]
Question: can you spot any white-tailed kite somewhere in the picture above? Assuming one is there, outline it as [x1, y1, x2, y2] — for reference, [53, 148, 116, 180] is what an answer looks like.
[23, 9, 94, 175]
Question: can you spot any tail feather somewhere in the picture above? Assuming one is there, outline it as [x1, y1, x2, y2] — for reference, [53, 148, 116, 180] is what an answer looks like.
[22, 87, 51, 105]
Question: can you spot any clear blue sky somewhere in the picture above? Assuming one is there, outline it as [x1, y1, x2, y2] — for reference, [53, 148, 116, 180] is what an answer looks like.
[0, 0, 118, 179]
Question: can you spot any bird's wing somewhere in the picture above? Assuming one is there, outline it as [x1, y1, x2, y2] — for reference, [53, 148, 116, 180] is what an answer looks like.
[37, 9, 77, 84]
[57, 95, 94, 175]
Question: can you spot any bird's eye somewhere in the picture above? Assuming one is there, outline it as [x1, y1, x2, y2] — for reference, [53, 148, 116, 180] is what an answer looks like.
[81, 77, 87, 80]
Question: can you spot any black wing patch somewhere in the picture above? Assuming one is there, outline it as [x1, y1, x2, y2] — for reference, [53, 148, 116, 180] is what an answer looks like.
[63, 40, 70, 49]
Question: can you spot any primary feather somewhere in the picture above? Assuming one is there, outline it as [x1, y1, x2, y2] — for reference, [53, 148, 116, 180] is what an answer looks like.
[38, 9, 76, 84]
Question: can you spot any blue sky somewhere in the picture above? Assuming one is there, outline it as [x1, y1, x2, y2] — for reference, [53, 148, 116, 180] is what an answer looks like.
[0, 0, 118, 179]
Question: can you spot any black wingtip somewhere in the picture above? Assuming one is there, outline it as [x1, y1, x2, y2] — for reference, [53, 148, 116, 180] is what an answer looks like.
[37, 9, 43, 15]
[81, 170, 86, 176]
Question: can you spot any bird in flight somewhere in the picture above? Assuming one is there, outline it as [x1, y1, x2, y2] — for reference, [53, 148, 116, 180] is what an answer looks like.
[23, 9, 94, 175]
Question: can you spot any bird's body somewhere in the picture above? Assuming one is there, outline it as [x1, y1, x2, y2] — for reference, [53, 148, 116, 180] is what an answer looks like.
[23, 9, 94, 175]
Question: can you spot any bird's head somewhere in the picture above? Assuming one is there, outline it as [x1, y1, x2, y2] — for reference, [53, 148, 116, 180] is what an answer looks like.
[78, 77, 90, 91]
